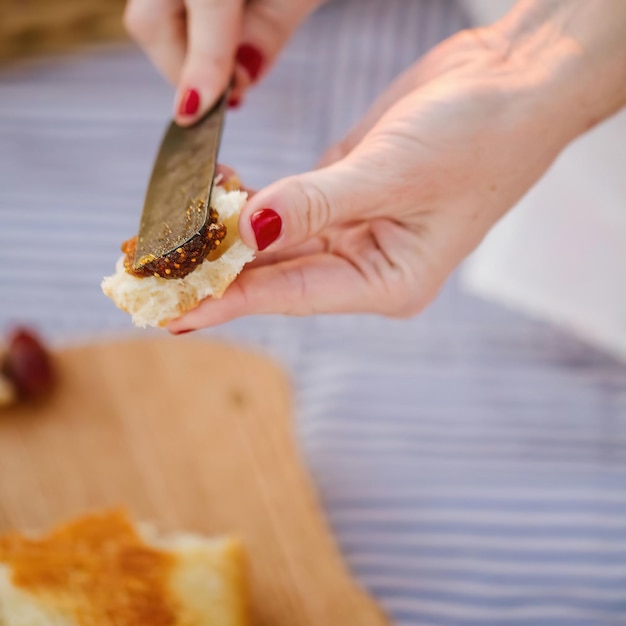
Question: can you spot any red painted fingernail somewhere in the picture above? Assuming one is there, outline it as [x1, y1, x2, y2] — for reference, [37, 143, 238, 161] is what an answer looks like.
[178, 88, 200, 116]
[251, 208, 282, 251]
[173, 329, 194, 335]
[228, 97, 241, 109]
[236, 44, 264, 81]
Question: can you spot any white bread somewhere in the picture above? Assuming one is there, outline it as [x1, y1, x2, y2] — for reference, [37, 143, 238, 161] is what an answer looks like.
[0, 510, 249, 626]
[101, 183, 255, 328]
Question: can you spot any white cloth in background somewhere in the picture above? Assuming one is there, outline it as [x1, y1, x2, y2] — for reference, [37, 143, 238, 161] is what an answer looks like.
[1, 2, 626, 625]
[460, 0, 626, 361]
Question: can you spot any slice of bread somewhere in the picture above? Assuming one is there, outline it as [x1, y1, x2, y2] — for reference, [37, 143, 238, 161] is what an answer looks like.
[0, 510, 249, 626]
[101, 183, 255, 328]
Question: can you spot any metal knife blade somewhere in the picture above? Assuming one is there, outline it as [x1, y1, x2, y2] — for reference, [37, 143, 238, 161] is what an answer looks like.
[133, 92, 228, 270]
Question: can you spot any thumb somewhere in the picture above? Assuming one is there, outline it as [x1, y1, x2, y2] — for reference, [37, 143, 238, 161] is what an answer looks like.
[238, 157, 381, 252]
[175, 0, 243, 125]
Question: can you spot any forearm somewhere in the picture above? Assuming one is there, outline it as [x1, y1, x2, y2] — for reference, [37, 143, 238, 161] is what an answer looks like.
[495, 0, 626, 138]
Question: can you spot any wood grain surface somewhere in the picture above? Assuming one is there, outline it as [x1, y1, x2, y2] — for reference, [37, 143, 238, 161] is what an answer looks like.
[0, 0, 126, 62]
[0, 338, 387, 626]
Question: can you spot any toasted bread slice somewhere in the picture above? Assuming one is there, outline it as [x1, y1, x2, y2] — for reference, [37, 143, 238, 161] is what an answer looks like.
[0, 510, 249, 626]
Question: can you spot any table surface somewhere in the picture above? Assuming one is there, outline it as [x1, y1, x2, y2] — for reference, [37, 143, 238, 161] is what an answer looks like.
[1, 1, 626, 624]
[0, 339, 388, 626]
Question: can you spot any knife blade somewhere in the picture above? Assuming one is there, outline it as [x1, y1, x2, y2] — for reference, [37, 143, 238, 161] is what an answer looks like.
[133, 91, 228, 270]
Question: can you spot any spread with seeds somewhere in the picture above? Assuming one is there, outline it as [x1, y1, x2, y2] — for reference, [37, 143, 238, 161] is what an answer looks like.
[123, 206, 227, 280]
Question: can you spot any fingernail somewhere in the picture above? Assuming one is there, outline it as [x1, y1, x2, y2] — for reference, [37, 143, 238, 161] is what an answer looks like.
[236, 44, 264, 82]
[173, 329, 194, 335]
[228, 96, 241, 109]
[178, 88, 200, 116]
[251, 208, 282, 251]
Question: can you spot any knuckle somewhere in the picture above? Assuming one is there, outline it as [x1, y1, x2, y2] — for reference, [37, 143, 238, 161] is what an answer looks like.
[322, 142, 350, 166]
[190, 0, 224, 8]
[284, 266, 309, 314]
[191, 52, 231, 73]
[123, 2, 147, 38]
[293, 178, 333, 238]
[270, 264, 314, 316]
[124, 0, 178, 43]
[247, 2, 292, 42]
[181, 50, 231, 91]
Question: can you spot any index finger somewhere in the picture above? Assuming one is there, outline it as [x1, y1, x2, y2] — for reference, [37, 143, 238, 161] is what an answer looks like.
[175, 0, 244, 124]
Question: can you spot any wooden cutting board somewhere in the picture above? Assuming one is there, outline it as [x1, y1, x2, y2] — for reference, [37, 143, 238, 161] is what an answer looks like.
[0, 338, 388, 626]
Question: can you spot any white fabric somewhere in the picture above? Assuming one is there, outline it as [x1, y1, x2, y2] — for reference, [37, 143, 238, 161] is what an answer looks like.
[460, 0, 626, 361]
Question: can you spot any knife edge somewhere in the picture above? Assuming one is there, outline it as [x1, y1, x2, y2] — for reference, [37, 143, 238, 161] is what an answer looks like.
[133, 92, 228, 270]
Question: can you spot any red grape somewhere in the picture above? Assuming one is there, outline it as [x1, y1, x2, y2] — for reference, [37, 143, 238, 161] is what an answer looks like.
[3, 327, 55, 399]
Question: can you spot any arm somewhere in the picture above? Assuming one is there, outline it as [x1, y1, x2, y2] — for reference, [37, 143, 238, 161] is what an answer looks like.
[168, 0, 626, 331]
[495, 0, 626, 135]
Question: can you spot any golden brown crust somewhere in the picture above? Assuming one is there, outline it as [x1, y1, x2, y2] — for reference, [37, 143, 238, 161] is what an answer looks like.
[0, 510, 177, 626]
[222, 175, 242, 193]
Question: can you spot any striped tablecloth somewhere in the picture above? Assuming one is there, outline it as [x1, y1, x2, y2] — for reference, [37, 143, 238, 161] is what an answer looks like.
[1, 0, 626, 624]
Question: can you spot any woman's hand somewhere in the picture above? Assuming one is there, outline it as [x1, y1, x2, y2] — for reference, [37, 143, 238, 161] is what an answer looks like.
[166, 0, 626, 333]
[124, 0, 321, 123]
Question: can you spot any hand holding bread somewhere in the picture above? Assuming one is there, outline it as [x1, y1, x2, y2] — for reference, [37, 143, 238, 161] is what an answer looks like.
[168, 0, 626, 332]
[118, 0, 626, 332]
[102, 177, 255, 328]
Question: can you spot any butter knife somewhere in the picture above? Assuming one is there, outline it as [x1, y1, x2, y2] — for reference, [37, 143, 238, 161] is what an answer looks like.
[133, 91, 228, 270]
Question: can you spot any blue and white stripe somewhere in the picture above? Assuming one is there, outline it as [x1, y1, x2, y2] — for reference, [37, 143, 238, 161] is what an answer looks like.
[1, 0, 626, 624]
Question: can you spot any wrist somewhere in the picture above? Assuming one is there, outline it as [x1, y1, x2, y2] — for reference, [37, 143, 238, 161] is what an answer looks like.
[494, 0, 626, 139]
